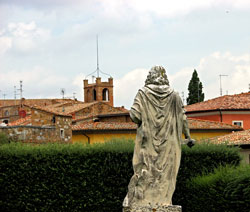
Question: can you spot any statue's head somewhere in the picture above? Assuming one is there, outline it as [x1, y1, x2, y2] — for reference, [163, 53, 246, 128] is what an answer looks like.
[145, 66, 169, 86]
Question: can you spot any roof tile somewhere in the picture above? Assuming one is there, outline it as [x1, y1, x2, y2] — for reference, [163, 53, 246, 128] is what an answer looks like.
[185, 92, 250, 112]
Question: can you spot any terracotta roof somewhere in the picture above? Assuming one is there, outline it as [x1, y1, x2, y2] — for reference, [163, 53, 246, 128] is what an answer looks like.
[187, 118, 242, 130]
[97, 111, 130, 117]
[8, 116, 31, 126]
[0, 98, 79, 108]
[208, 130, 250, 145]
[43, 102, 96, 115]
[72, 118, 241, 131]
[185, 92, 250, 112]
[31, 105, 72, 117]
[72, 122, 137, 131]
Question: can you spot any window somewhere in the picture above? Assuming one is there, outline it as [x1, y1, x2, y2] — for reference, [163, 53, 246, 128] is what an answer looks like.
[102, 88, 109, 101]
[4, 110, 9, 117]
[93, 89, 97, 101]
[60, 129, 65, 138]
[52, 115, 56, 124]
[87, 89, 90, 102]
[232, 121, 243, 127]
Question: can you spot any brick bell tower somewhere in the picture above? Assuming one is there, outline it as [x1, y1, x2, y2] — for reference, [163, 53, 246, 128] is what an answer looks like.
[83, 77, 114, 107]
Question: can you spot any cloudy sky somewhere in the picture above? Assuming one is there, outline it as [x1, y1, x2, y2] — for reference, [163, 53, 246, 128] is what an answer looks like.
[0, 0, 250, 108]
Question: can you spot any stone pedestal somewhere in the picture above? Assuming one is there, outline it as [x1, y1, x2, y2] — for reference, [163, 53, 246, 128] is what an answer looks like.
[123, 205, 182, 212]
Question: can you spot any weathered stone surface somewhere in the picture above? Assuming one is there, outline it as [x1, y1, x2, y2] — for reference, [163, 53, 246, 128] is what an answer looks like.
[123, 66, 192, 208]
[123, 205, 182, 212]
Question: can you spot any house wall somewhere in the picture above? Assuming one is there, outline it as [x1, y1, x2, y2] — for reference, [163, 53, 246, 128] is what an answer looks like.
[72, 129, 235, 144]
[187, 111, 250, 130]
[0, 105, 20, 123]
[72, 131, 136, 144]
[31, 109, 72, 142]
[189, 129, 236, 141]
[222, 113, 250, 130]
[0, 126, 60, 143]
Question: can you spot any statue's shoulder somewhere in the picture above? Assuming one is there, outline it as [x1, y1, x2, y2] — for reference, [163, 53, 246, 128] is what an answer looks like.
[171, 91, 182, 102]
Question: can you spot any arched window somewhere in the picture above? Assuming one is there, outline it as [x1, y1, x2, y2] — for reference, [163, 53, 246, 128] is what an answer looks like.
[4, 110, 9, 117]
[87, 89, 90, 102]
[102, 88, 109, 101]
[93, 89, 97, 101]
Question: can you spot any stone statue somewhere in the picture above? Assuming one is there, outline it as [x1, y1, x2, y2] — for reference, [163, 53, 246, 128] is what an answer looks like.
[123, 66, 195, 212]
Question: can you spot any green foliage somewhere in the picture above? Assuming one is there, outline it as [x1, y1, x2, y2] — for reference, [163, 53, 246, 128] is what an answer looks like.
[173, 143, 241, 210]
[185, 165, 250, 212]
[187, 69, 205, 105]
[0, 132, 10, 145]
[0, 141, 241, 212]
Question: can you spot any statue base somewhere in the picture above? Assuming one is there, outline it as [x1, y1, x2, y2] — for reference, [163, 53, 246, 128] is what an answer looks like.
[123, 205, 182, 212]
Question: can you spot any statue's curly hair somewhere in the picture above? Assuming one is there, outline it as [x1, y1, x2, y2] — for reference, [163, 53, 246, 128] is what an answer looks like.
[145, 66, 169, 86]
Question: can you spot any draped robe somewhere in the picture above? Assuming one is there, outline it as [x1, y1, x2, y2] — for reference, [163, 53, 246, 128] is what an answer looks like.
[123, 84, 186, 208]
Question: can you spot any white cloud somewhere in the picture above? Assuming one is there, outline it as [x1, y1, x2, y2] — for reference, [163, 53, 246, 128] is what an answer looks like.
[0, 21, 50, 54]
[98, 0, 250, 19]
[0, 36, 12, 56]
[114, 68, 148, 107]
[0, 66, 70, 99]
[113, 52, 250, 108]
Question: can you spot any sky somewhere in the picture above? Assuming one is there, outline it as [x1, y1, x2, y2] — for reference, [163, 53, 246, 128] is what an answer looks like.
[0, 0, 250, 108]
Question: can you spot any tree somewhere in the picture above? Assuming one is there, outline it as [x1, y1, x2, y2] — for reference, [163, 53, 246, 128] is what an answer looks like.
[187, 69, 204, 105]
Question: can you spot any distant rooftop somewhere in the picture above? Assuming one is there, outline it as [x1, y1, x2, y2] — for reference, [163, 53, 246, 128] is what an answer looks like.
[208, 129, 250, 145]
[185, 92, 250, 112]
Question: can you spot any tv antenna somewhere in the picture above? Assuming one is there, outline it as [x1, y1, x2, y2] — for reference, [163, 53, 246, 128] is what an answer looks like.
[85, 35, 112, 79]
[219, 74, 228, 96]
[17, 80, 23, 99]
[61, 88, 65, 99]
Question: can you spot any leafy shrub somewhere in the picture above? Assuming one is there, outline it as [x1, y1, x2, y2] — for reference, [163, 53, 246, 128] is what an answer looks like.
[0, 140, 241, 212]
[185, 165, 250, 212]
[173, 143, 241, 210]
[0, 132, 10, 145]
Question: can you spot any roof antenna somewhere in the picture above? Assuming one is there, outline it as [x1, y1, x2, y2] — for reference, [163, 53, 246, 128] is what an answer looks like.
[96, 34, 100, 78]
[85, 35, 112, 79]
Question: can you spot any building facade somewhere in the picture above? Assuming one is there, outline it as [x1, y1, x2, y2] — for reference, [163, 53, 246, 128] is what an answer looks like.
[185, 92, 250, 129]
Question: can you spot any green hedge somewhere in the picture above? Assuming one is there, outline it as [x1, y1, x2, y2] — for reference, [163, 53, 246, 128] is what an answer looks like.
[173, 143, 241, 210]
[0, 132, 11, 145]
[185, 165, 250, 212]
[0, 140, 241, 212]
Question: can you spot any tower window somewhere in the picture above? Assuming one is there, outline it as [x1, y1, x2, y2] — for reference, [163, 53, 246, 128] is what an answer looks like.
[102, 88, 109, 101]
[93, 89, 97, 101]
[87, 89, 90, 102]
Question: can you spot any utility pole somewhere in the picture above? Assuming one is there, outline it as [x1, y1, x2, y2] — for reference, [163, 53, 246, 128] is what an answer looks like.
[219, 75, 228, 96]
[3, 94, 6, 99]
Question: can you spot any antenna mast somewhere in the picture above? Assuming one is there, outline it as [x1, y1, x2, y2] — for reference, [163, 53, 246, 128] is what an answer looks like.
[219, 75, 228, 96]
[96, 35, 100, 77]
[19, 80, 23, 99]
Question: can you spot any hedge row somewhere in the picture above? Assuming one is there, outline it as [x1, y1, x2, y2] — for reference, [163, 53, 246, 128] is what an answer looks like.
[0, 139, 241, 212]
[185, 165, 250, 212]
